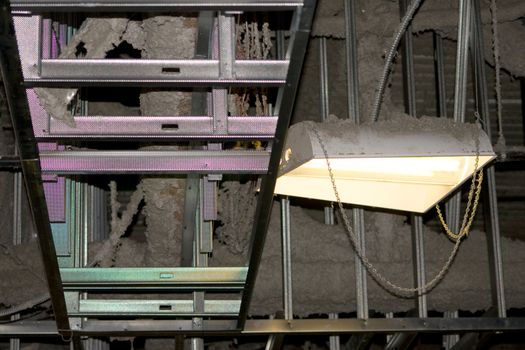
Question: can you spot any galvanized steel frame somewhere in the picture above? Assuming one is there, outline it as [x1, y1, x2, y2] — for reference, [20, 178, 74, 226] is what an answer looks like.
[237, 0, 317, 328]
[2, 318, 525, 337]
[0, 0, 71, 338]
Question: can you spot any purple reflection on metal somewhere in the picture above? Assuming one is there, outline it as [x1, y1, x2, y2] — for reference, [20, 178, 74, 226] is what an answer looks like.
[40, 151, 270, 174]
[38, 143, 66, 222]
[42, 20, 65, 222]
[42, 18, 50, 59]
[46, 115, 276, 139]
[203, 177, 217, 221]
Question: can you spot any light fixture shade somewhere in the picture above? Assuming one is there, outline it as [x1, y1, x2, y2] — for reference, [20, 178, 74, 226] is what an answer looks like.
[274, 116, 496, 213]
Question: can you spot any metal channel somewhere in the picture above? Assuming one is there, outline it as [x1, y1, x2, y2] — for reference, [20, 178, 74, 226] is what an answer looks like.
[4, 318, 525, 337]
[319, 37, 330, 121]
[0, 2, 71, 337]
[60, 267, 247, 291]
[445, 0, 472, 232]
[70, 299, 240, 317]
[10, 0, 304, 11]
[281, 197, 293, 320]
[46, 116, 276, 140]
[443, 311, 460, 349]
[237, 0, 317, 328]
[25, 59, 288, 87]
[39, 150, 270, 175]
[182, 10, 214, 268]
[9, 156, 22, 350]
[470, 0, 506, 317]
[345, 0, 368, 321]
[399, 0, 427, 318]
[319, 36, 336, 227]
[434, 25, 460, 350]
[433, 32, 447, 118]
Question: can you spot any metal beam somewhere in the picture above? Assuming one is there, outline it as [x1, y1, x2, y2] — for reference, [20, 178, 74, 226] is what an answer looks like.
[3, 318, 525, 337]
[470, 0, 506, 318]
[43, 116, 277, 140]
[0, 0, 70, 337]
[446, 0, 472, 232]
[60, 267, 247, 291]
[10, 0, 304, 12]
[344, 0, 368, 321]
[237, 0, 317, 329]
[39, 150, 270, 175]
[433, 32, 447, 118]
[69, 299, 241, 317]
[399, 0, 427, 319]
[24, 59, 288, 87]
[0, 155, 21, 169]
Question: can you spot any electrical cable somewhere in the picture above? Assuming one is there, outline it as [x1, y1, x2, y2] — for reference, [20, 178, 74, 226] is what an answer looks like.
[370, 0, 425, 122]
[490, 0, 506, 154]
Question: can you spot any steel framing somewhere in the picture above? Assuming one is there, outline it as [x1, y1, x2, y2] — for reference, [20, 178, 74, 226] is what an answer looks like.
[1, 0, 524, 344]
[2, 318, 525, 337]
[0, 0, 71, 338]
[10, 0, 304, 11]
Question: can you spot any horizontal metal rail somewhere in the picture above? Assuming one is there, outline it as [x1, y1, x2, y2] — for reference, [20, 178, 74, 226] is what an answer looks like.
[60, 267, 247, 291]
[25, 59, 288, 87]
[70, 299, 241, 317]
[40, 150, 270, 174]
[10, 0, 303, 12]
[2, 318, 525, 337]
[0, 156, 22, 169]
[43, 115, 277, 140]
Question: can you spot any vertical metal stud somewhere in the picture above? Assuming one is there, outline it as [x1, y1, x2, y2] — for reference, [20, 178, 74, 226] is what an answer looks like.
[344, 0, 368, 320]
[433, 32, 447, 118]
[470, 0, 506, 317]
[319, 36, 336, 227]
[446, 0, 473, 233]
[434, 25, 462, 350]
[281, 197, 293, 321]
[9, 157, 22, 350]
[399, 0, 427, 318]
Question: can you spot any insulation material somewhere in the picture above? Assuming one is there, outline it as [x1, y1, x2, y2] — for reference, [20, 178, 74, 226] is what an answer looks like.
[35, 17, 144, 126]
[212, 196, 525, 316]
[138, 15, 196, 272]
[294, 0, 403, 124]
[0, 242, 48, 307]
[90, 182, 145, 267]
[141, 177, 186, 266]
[216, 181, 258, 256]
[139, 16, 196, 116]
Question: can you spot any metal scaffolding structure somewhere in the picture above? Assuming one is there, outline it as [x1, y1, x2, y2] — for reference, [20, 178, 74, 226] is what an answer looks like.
[0, 0, 525, 348]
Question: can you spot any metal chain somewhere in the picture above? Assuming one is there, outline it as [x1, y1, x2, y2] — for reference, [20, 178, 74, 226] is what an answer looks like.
[311, 127, 483, 296]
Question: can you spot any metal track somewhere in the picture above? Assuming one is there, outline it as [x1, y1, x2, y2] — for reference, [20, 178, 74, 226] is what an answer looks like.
[10, 0, 303, 12]
[2, 318, 525, 337]
[237, 0, 317, 328]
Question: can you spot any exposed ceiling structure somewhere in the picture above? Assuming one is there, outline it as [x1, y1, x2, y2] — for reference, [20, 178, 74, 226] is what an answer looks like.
[0, 0, 524, 349]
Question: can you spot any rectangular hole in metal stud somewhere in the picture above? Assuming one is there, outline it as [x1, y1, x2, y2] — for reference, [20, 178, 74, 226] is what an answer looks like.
[159, 304, 172, 311]
[161, 67, 181, 74]
[161, 124, 179, 130]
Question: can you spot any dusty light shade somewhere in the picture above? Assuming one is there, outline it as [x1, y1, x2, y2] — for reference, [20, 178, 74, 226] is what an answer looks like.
[274, 116, 496, 213]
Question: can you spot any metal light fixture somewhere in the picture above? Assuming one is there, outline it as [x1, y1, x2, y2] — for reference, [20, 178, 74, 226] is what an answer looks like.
[274, 116, 496, 213]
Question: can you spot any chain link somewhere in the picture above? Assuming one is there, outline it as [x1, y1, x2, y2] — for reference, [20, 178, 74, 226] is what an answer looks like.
[311, 126, 484, 297]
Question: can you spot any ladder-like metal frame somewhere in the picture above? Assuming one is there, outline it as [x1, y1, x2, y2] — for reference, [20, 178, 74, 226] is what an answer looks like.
[2, 0, 318, 341]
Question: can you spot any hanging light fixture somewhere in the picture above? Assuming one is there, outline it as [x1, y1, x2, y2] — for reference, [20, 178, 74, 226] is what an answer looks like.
[274, 116, 495, 213]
